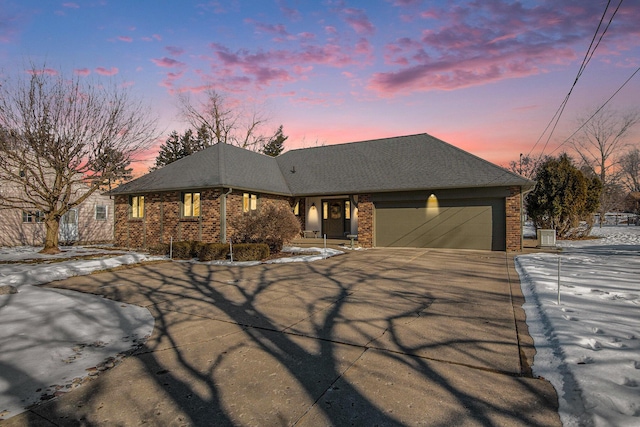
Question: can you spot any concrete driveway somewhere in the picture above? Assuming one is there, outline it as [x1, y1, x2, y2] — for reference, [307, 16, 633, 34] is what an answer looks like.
[6, 248, 560, 426]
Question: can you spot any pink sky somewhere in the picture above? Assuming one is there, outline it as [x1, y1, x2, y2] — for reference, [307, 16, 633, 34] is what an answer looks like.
[2, 0, 639, 175]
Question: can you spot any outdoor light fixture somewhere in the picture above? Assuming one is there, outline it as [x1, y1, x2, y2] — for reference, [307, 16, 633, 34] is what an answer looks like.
[311, 203, 316, 210]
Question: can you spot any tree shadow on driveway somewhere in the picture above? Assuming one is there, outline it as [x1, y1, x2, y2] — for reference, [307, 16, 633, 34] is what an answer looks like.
[10, 249, 561, 426]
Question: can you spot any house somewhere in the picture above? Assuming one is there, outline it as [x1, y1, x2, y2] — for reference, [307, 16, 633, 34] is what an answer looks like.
[0, 187, 114, 247]
[109, 133, 534, 251]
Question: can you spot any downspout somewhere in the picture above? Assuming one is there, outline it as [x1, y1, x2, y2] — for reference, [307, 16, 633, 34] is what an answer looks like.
[220, 188, 233, 243]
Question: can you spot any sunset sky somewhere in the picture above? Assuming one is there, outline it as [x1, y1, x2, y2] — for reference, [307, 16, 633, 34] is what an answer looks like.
[2, 0, 639, 174]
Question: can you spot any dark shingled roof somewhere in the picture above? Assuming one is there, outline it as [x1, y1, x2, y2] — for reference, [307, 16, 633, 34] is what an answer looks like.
[110, 142, 291, 195]
[110, 133, 532, 196]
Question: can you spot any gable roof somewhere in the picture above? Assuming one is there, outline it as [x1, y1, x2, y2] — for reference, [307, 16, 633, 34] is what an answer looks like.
[110, 133, 533, 196]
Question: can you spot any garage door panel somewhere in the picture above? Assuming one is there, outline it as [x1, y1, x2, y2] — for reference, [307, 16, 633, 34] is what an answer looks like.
[374, 199, 505, 250]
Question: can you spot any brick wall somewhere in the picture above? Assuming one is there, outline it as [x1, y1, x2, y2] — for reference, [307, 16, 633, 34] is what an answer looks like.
[357, 193, 373, 248]
[506, 186, 523, 252]
[114, 189, 293, 249]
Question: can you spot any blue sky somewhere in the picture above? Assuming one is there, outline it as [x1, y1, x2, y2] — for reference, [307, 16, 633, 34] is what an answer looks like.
[2, 0, 639, 173]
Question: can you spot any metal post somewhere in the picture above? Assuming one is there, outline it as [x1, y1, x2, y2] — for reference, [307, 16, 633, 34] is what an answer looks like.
[170, 236, 173, 259]
[323, 234, 327, 259]
[557, 254, 561, 305]
[229, 239, 233, 263]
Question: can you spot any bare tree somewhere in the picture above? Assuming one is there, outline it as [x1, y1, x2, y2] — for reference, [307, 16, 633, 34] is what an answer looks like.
[0, 66, 157, 253]
[177, 89, 274, 151]
[570, 107, 640, 221]
[507, 154, 549, 179]
[619, 147, 640, 193]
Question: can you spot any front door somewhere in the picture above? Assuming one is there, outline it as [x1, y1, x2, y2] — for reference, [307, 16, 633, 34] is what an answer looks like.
[59, 209, 79, 244]
[322, 199, 349, 238]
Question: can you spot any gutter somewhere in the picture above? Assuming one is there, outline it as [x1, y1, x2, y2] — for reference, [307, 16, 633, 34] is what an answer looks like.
[220, 187, 233, 243]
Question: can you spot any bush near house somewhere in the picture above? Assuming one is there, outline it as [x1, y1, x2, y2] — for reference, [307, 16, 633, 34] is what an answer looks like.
[231, 243, 270, 261]
[198, 243, 230, 261]
[231, 203, 301, 253]
[147, 240, 271, 261]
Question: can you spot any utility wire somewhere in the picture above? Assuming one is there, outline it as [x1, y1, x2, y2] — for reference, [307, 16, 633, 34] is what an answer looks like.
[548, 64, 640, 156]
[527, 0, 622, 158]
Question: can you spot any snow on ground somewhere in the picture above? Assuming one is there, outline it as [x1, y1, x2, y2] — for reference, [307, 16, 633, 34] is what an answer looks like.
[517, 226, 640, 427]
[0, 245, 342, 420]
[0, 248, 164, 420]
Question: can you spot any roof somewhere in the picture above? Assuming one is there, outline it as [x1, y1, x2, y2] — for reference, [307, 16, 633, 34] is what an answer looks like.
[110, 133, 533, 196]
[110, 142, 291, 195]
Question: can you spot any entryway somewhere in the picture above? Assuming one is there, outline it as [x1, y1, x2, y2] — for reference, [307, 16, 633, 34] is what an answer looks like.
[322, 199, 350, 239]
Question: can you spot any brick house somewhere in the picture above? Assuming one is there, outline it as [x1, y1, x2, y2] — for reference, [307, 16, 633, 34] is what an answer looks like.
[110, 134, 534, 251]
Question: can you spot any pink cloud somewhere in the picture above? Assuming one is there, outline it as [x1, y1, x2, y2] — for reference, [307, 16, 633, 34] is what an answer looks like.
[151, 57, 185, 68]
[245, 19, 288, 37]
[367, 0, 639, 96]
[277, 0, 301, 21]
[95, 67, 119, 76]
[117, 36, 133, 42]
[165, 46, 185, 56]
[26, 68, 58, 76]
[342, 8, 375, 35]
[74, 68, 91, 76]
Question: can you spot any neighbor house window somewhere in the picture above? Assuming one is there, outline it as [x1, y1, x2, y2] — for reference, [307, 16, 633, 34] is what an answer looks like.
[131, 195, 144, 218]
[183, 192, 201, 217]
[22, 211, 44, 223]
[95, 205, 108, 221]
[243, 193, 258, 213]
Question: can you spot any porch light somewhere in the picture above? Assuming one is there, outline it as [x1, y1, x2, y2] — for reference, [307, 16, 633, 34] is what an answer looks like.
[427, 193, 439, 216]
[310, 202, 316, 210]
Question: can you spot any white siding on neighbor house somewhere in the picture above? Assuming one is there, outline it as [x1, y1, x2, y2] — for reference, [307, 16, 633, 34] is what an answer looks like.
[0, 189, 114, 247]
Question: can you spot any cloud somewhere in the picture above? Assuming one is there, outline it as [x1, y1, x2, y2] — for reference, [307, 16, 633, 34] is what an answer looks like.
[74, 68, 91, 76]
[151, 57, 185, 68]
[368, 0, 640, 96]
[277, 0, 301, 21]
[95, 67, 119, 76]
[165, 46, 185, 56]
[342, 8, 375, 35]
[26, 68, 58, 76]
[62, 2, 80, 8]
[245, 19, 288, 37]
[117, 36, 132, 42]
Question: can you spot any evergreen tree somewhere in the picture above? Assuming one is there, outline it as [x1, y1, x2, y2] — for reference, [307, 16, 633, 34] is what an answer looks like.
[526, 154, 602, 238]
[262, 125, 287, 157]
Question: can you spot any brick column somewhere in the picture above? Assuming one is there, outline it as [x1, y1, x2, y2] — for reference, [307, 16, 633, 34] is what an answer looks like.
[506, 186, 522, 252]
[357, 193, 373, 248]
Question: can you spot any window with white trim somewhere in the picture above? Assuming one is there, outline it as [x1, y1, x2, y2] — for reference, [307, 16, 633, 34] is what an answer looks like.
[95, 205, 108, 221]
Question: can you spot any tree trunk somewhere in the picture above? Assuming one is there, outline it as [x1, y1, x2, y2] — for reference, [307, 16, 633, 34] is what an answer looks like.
[41, 218, 61, 254]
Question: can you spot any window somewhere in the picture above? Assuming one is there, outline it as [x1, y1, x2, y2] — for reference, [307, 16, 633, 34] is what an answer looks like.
[95, 205, 108, 221]
[345, 200, 351, 220]
[293, 200, 300, 216]
[22, 211, 44, 223]
[323, 201, 328, 220]
[182, 192, 201, 217]
[131, 195, 144, 218]
[243, 193, 258, 213]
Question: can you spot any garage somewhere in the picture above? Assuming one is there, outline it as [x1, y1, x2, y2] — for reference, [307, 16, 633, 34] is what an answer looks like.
[373, 195, 506, 251]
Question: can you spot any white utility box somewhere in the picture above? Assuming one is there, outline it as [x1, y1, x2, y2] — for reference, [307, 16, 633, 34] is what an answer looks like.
[537, 229, 556, 247]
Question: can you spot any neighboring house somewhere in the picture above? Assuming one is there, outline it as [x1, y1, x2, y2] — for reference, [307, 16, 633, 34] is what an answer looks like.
[110, 133, 534, 251]
[0, 186, 114, 247]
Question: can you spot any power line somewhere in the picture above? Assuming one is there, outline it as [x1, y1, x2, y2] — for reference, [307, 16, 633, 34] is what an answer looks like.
[527, 0, 623, 158]
[548, 64, 640, 156]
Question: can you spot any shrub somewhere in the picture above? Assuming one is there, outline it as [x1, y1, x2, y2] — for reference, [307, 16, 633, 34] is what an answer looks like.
[198, 243, 230, 261]
[231, 203, 301, 253]
[232, 243, 270, 261]
[148, 243, 170, 256]
[172, 241, 195, 259]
